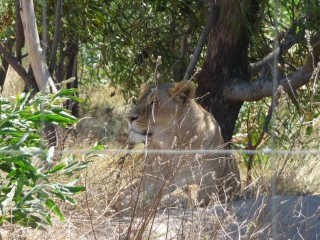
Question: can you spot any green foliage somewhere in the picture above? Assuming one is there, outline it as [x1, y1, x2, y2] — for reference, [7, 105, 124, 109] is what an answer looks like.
[235, 84, 320, 172]
[249, 0, 320, 70]
[0, 90, 88, 229]
[233, 0, 320, 175]
[0, 0, 206, 100]
[0, 0, 14, 40]
[78, 0, 205, 100]
[0, 0, 319, 185]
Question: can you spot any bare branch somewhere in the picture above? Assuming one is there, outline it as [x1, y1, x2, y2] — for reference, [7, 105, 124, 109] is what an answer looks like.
[0, 43, 38, 90]
[19, 0, 57, 94]
[224, 43, 320, 102]
[183, 6, 218, 80]
[249, 19, 304, 75]
[49, 0, 62, 74]
[14, 0, 24, 63]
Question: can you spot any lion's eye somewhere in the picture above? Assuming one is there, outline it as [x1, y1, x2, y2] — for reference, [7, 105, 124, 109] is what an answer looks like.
[148, 99, 158, 107]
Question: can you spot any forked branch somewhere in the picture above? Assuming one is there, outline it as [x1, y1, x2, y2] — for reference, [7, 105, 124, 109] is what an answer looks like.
[0, 43, 37, 90]
[249, 19, 304, 75]
[223, 42, 320, 102]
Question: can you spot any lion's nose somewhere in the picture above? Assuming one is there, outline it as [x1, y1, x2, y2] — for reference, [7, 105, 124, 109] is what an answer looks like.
[128, 115, 138, 123]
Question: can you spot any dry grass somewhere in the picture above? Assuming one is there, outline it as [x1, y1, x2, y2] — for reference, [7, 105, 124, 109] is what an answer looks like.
[1, 85, 320, 240]
[76, 83, 129, 145]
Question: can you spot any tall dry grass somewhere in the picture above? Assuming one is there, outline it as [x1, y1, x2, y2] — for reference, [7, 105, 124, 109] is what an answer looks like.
[1, 84, 319, 240]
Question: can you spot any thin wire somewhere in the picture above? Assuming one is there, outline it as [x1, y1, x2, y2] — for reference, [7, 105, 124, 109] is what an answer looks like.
[271, 0, 280, 238]
[1, 148, 320, 156]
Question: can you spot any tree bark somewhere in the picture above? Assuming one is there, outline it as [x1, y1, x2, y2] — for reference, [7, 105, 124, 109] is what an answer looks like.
[19, 0, 57, 94]
[183, 7, 218, 80]
[49, 0, 63, 75]
[0, 43, 38, 90]
[65, 42, 79, 117]
[223, 46, 320, 102]
[15, 0, 24, 63]
[248, 19, 304, 75]
[196, 1, 260, 142]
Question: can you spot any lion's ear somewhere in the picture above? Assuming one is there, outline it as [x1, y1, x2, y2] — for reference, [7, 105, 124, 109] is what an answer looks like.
[170, 80, 196, 104]
[138, 83, 150, 100]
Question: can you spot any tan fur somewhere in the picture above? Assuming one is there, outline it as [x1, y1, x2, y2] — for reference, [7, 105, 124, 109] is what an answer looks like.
[128, 80, 240, 206]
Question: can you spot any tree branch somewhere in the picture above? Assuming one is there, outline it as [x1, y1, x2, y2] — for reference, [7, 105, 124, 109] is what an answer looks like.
[49, 0, 62, 74]
[183, 6, 218, 80]
[15, 0, 24, 63]
[0, 43, 38, 90]
[19, 0, 57, 94]
[249, 19, 304, 75]
[224, 43, 320, 102]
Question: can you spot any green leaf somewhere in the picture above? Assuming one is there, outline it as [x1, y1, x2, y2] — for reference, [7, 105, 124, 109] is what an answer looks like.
[306, 126, 313, 136]
[64, 196, 77, 205]
[1, 185, 16, 213]
[0, 162, 13, 173]
[45, 199, 65, 222]
[16, 132, 30, 148]
[63, 186, 85, 194]
[55, 89, 78, 97]
[14, 175, 24, 204]
[45, 214, 53, 226]
[8, 211, 48, 230]
[46, 163, 66, 174]
[85, 144, 105, 157]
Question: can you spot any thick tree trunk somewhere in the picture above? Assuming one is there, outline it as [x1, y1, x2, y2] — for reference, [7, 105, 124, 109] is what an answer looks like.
[196, 1, 259, 142]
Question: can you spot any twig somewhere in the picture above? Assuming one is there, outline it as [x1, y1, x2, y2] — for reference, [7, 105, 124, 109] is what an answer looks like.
[183, 6, 218, 80]
[0, 43, 38, 90]
[249, 18, 304, 75]
[116, 142, 135, 179]
[49, 0, 62, 74]
[84, 171, 97, 240]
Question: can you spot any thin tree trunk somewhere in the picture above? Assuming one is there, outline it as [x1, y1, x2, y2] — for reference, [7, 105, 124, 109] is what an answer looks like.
[15, 0, 24, 63]
[65, 43, 79, 117]
[183, 7, 218, 80]
[56, 44, 66, 82]
[49, 0, 63, 74]
[19, 0, 57, 94]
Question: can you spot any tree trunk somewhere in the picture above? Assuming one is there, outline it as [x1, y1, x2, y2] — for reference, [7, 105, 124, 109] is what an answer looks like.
[19, 0, 57, 94]
[65, 42, 79, 118]
[15, 0, 24, 63]
[196, 1, 259, 142]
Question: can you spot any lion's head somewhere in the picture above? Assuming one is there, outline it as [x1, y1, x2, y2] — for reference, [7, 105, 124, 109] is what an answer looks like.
[127, 80, 240, 206]
[127, 80, 212, 149]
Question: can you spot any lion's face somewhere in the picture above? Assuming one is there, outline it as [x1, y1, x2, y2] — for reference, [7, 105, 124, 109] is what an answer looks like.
[128, 81, 196, 148]
[127, 81, 241, 205]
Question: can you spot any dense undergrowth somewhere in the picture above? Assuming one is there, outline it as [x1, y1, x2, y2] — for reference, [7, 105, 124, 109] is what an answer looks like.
[0, 90, 89, 229]
[0, 84, 319, 239]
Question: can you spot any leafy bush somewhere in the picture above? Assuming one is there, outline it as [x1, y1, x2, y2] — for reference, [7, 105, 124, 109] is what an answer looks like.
[0, 90, 88, 229]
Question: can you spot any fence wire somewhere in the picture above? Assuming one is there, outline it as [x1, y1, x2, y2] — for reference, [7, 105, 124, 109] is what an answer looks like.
[1, 1, 320, 239]
[1, 148, 320, 156]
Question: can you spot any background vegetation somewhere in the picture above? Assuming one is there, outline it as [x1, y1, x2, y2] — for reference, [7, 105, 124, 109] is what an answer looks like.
[0, 90, 88, 228]
[0, 0, 319, 237]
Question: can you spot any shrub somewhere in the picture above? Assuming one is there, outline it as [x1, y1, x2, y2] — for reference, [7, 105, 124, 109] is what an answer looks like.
[0, 89, 88, 229]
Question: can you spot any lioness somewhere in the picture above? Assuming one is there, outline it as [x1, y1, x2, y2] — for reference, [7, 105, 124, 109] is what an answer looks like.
[128, 80, 240, 206]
